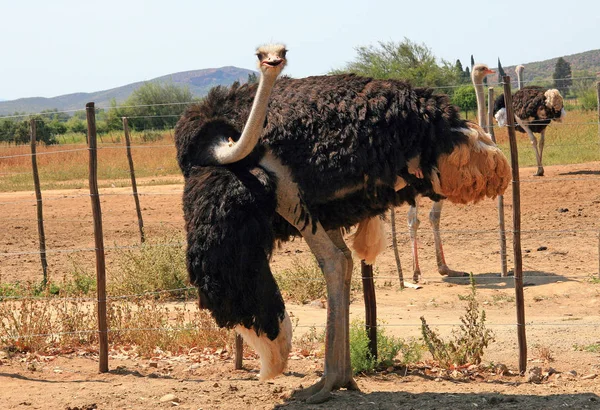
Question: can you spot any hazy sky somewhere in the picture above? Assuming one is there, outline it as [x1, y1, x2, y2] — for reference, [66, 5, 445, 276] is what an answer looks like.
[1, 0, 598, 100]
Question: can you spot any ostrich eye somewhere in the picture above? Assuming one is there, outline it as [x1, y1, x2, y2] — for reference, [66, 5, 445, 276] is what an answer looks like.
[281, 49, 287, 58]
[256, 53, 264, 61]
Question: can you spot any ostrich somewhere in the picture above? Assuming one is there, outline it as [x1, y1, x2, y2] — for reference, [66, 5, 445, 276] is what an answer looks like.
[177, 44, 293, 381]
[176, 50, 511, 403]
[405, 63, 496, 282]
[494, 61, 566, 176]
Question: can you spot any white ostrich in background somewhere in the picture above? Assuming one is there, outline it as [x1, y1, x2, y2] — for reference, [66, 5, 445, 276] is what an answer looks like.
[494, 61, 566, 176]
[405, 63, 496, 282]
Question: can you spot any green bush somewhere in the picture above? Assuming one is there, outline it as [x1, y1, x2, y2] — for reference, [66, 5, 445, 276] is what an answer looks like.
[349, 319, 421, 374]
[421, 275, 494, 368]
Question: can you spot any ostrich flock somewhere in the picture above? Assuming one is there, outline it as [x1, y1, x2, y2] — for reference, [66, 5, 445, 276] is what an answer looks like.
[174, 44, 563, 403]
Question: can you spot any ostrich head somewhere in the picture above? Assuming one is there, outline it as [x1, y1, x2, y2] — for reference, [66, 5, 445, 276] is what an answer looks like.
[471, 64, 495, 84]
[255, 44, 287, 77]
[543, 89, 565, 122]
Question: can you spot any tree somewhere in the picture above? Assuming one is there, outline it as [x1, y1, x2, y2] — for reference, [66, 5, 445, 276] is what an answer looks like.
[331, 38, 460, 92]
[553, 57, 572, 97]
[455, 59, 470, 84]
[451, 85, 477, 119]
[247, 72, 258, 84]
[107, 82, 194, 131]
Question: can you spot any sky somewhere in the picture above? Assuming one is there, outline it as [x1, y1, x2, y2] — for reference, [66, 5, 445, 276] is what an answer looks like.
[1, 0, 599, 101]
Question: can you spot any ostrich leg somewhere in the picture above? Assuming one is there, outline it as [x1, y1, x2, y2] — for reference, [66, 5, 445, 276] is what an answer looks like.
[292, 226, 358, 403]
[407, 203, 421, 282]
[429, 200, 467, 277]
[539, 129, 546, 166]
[263, 153, 357, 404]
[518, 120, 544, 176]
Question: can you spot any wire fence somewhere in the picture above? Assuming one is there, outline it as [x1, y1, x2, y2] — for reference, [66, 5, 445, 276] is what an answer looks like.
[1, 74, 600, 375]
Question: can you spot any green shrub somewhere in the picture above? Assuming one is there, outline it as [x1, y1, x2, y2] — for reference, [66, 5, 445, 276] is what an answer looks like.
[421, 275, 494, 368]
[349, 319, 421, 374]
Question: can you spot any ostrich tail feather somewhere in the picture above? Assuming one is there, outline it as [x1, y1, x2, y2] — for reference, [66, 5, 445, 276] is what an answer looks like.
[351, 216, 387, 265]
[437, 123, 511, 204]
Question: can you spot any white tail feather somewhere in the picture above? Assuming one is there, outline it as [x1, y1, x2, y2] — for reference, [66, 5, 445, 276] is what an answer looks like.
[494, 108, 507, 127]
[351, 216, 387, 265]
[235, 311, 292, 380]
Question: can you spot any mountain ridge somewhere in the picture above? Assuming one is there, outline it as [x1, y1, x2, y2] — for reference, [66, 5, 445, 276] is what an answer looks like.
[0, 66, 256, 116]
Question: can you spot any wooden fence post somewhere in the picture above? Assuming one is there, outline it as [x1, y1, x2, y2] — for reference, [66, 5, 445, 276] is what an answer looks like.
[122, 117, 145, 243]
[235, 334, 244, 370]
[502, 77, 527, 375]
[596, 81, 599, 146]
[30, 119, 48, 287]
[87, 102, 109, 373]
[488, 87, 508, 277]
[361, 261, 377, 359]
[389, 208, 405, 290]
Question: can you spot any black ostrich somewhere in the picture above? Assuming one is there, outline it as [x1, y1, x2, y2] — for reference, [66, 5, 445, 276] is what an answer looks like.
[494, 61, 565, 176]
[175, 46, 511, 403]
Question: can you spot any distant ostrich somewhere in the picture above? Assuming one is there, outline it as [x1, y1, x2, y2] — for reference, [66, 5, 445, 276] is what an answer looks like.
[494, 62, 566, 176]
[405, 63, 496, 282]
[175, 48, 511, 403]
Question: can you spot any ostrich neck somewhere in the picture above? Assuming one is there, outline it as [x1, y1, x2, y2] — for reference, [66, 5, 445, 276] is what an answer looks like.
[474, 80, 487, 128]
[213, 72, 278, 164]
[516, 70, 523, 90]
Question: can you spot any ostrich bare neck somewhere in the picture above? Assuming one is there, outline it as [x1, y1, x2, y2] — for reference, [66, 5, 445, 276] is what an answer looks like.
[212, 73, 277, 164]
[474, 80, 487, 128]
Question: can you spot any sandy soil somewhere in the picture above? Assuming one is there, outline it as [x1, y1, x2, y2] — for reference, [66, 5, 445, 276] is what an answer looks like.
[2, 162, 600, 409]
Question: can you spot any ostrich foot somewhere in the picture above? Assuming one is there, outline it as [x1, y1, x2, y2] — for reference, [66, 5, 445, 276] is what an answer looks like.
[293, 375, 359, 404]
[533, 167, 544, 177]
[412, 269, 422, 283]
[438, 265, 468, 277]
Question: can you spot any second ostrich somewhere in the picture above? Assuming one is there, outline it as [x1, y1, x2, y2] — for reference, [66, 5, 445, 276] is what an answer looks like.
[176, 51, 511, 403]
[405, 63, 496, 282]
[494, 62, 566, 176]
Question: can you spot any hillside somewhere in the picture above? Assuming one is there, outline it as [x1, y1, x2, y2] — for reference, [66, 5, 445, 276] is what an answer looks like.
[495, 49, 600, 85]
[0, 66, 256, 116]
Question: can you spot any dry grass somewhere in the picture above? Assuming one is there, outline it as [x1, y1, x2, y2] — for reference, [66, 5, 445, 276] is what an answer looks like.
[0, 130, 180, 192]
[493, 110, 600, 167]
[0, 293, 231, 357]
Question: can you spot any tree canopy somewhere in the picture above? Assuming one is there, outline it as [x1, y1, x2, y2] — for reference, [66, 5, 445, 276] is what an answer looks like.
[330, 38, 461, 90]
[553, 57, 572, 97]
[107, 82, 194, 131]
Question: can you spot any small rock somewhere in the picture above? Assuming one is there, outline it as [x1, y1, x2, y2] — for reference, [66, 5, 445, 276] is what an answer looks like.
[537, 246, 548, 251]
[309, 299, 326, 309]
[387, 366, 395, 373]
[582, 373, 597, 380]
[527, 366, 543, 383]
[567, 370, 578, 377]
[495, 364, 509, 376]
[558, 208, 569, 213]
[213, 382, 220, 388]
[159, 394, 180, 403]
[149, 361, 158, 368]
[546, 367, 557, 376]
[434, 377, 442, 382]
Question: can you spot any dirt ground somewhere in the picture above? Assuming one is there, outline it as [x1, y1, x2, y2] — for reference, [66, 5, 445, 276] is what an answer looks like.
[2, 162, 600, 409]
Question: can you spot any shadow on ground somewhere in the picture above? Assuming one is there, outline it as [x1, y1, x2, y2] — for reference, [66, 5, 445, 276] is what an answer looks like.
[558, 170, 600, 176]
[430, 270, 574, 290]
[277, 390, 600, 409]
